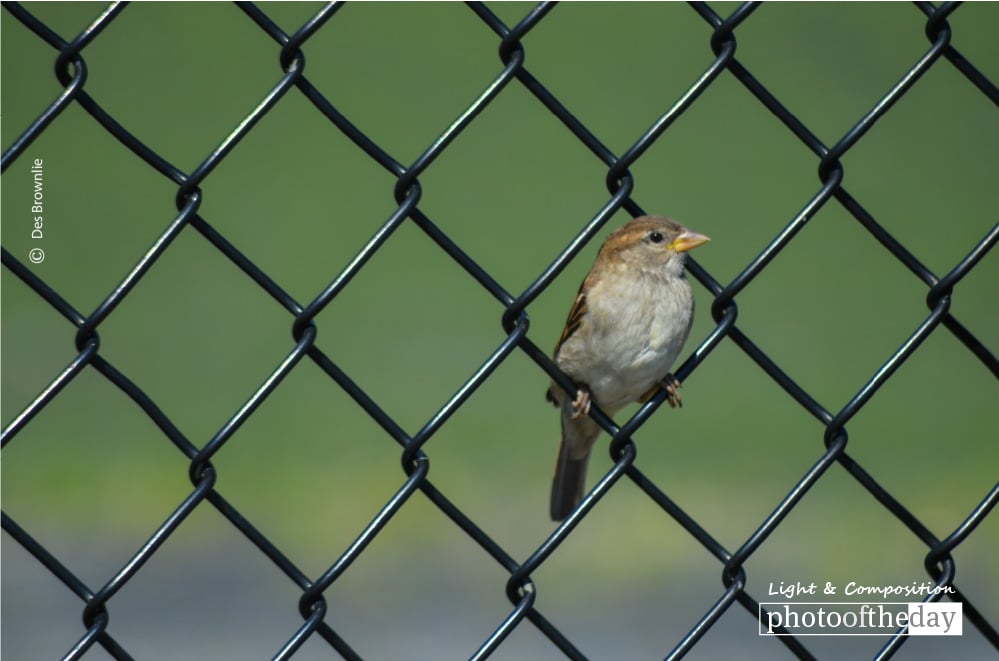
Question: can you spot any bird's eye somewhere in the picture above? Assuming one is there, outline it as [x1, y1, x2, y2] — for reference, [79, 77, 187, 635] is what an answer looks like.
[649, 231, 664, 243]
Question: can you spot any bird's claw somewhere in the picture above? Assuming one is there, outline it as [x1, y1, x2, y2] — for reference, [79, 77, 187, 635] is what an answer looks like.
[570, 388, 592, 419]
[662, 374, 682, 408]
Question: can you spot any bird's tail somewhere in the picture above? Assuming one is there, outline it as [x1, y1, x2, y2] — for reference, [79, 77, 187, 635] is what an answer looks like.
[550, 438, 591, 521]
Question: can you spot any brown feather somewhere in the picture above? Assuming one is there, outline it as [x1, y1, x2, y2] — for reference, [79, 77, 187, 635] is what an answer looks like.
[555, 286, 588, 357]
[546, 274, 592, 405]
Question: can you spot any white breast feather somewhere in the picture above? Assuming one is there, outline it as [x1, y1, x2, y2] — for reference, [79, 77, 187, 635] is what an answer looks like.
[565, 267, 694, 412]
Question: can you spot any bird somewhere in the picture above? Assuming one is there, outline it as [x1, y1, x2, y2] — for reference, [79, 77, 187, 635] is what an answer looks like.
[546, 216, 709, 521]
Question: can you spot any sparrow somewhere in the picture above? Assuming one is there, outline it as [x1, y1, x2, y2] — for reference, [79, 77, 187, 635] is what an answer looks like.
[546, 216, 710, 521]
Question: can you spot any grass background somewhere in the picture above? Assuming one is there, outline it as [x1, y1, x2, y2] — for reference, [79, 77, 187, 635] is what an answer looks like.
[2, 2, 997, 659]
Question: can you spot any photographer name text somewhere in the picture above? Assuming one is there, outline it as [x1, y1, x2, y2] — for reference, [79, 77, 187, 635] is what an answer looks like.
[29, 158, 46, 263]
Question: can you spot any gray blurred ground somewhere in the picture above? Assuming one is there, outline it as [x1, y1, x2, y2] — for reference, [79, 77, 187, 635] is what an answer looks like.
[3, 532, 996, 660]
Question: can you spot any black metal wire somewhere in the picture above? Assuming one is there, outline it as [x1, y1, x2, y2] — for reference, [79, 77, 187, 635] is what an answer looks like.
[2, 1, 996, 659]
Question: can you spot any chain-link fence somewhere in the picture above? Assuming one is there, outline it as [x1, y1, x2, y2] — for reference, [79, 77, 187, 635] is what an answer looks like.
[2, 2, 997, 659]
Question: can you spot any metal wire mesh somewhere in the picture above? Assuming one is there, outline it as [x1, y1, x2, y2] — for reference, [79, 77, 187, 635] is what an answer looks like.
[2, 2, 996, 659]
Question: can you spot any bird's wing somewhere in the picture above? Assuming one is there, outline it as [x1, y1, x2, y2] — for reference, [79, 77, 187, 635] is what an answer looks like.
[553, 275, 590, 359]
[546, 274, 592, 405]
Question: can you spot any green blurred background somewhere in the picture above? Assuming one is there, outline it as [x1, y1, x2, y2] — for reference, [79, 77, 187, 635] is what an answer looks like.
[2, 2, 997, 659]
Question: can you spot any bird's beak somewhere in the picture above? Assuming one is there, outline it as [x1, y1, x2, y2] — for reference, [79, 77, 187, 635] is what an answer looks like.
[668, 229, 711, 253]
